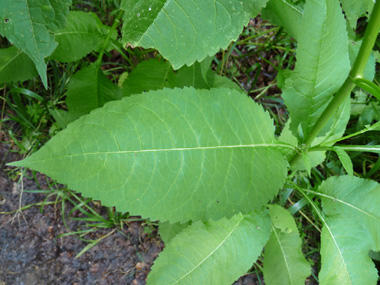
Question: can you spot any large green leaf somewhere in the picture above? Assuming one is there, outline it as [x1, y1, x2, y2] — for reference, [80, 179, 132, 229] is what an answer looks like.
[51, 11, 105, 62]
[121, 0, 269, 69]
[319, 176, 380, 252]
[315, 176, 380, 284]
[66, 64, 121, 121]
[319, 217, 377, 284]
[10, 87, 289, 223]
[148, 210, 271, 284]
[282, 0, 350, 140]
[341, 0, 374, 29]
[0, 0, 70, 88]
[263, 205, 310, 285]
[261, 0, 304, 40]
[0, 47, 37, 84]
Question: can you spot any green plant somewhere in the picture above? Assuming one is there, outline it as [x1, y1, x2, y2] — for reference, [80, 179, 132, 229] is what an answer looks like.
[2, 0, 380, 283]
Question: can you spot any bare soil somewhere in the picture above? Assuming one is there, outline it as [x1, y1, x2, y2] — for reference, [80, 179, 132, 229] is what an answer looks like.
[0, 141, 263, 285]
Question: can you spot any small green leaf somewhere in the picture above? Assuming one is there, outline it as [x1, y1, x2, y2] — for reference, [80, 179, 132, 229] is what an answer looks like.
[0, 47, 37, 84]
[148, 210, 271, 284]
[206, 72, 241, 91]
[0, 0, 70, 88]
[173, 58, 241, 91]
[263, 205, 310, 285]
[51, 11, 105, 62]
[158, 221, 191, 244]
[349, 40, 376, 81]
[66, 64, 121, 121]
[261, 0, 304, 40]
[333, 147, 353, 176]
[121, 59, 175, 97]
[49, 109, 78, 129]
[174, 62, 211, 89]
[10, 87, 289, 223]
[268, 204, 297, 233]
[121, 0, 269, 69]
[120, 58, 241, 97]
[279, 121, 326, 173]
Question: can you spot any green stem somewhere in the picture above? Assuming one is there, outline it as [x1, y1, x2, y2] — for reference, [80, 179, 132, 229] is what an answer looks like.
[96, 10, 124, 67]
[310, 144, 380, 153]
[289, 1, 380, 166]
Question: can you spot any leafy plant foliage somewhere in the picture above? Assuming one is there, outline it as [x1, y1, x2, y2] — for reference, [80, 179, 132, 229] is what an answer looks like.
[3, 0, 380, 283]
[11, 88, 288, 223]
[0, 0, 71, 87]
[149, 211, 271, 284]
[263, 205, 310, 284]
[121, 0, 269, 68]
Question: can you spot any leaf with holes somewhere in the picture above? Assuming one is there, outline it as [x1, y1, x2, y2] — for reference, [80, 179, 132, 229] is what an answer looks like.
[341, 0, 374, 29]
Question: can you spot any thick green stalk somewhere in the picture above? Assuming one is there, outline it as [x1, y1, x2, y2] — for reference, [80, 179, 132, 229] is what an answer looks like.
[289, 1, 380, 166]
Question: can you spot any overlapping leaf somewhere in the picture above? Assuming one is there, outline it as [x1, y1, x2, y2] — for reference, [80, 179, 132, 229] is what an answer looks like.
[319, 217, 377, 284]
[278, 96, 350, 173]
[0, 0, 70, 87]
[66, 64, 121, 121]
[121, 59, 175, 96]
[158, 221, 191, 244]
[121, 0, 269, 69]
[317, 176, 380, 284]
[121, 58, 241, 98]
[174, 59, 241, 91]
[0, 47, 37, 84]
[261, 0, 304, 40]
[148, 211, 271, 284]
[10, 87, 289, 223]
[283, 0, 350, 140]
[263, 205, 310, 285]
[51, 11, 105, 62]
[319, 176, 380, 252]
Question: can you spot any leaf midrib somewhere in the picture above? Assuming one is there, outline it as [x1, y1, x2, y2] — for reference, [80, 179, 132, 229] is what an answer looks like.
[173, 215, 245, 284]
[272, 225, 292, 283]
[24, 143, 292, 164]
[305, 189, 380, 222]
[0, 49, 22, 72]
[321, 216, 352, 284]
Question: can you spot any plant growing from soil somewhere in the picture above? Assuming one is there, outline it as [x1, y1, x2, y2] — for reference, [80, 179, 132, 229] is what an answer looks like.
[2, 0, 380, 283]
